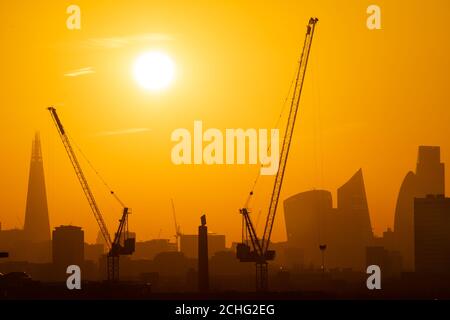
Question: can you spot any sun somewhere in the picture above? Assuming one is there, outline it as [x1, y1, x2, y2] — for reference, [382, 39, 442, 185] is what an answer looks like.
[133, 51, 175, 91]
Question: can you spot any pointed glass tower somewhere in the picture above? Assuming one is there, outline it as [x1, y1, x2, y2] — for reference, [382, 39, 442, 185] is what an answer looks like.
[23, 132, 51, 243]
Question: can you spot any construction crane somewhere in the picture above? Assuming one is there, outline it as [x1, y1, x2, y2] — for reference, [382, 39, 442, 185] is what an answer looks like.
[48, 107, 135, 282]
[171, 199, 182, 251]
[237, 17, 319, 291]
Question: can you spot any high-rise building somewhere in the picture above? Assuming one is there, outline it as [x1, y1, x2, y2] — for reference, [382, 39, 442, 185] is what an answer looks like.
[284, 190, 333, 267]
[0, 134, 51, 263]
[394, 146, 445, 271]
[337, 169, 373, 242]
[414, 195, 450, 274]
[283, 169, 373, 271]
[337, 169, 374, 269]
[416, 146, 445, 196]
[52, 226, 84, 276]
[23, 132, 51, 244]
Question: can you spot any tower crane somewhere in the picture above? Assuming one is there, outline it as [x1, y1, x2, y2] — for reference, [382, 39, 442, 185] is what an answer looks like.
[237, 17, 319, 291]
[48, 107, 135, 282]
[171, 199, 182, 251]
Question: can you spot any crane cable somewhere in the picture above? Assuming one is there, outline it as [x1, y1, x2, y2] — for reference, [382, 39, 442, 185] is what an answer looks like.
[67, 132, 126, 208]
[243, 27, 325, 245]
[244, 69, 295, 207]
[309, 38, 325, 246]
[243, 66, 298, 210]
[311, 42, 324, 190]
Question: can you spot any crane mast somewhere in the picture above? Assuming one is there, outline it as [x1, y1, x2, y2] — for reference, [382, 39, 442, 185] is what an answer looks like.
[237, 17, 319, 291]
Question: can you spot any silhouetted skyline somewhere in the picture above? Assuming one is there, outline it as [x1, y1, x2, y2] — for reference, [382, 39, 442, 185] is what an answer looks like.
[1, 1, 450, 304]
[2, 145, 449, 269]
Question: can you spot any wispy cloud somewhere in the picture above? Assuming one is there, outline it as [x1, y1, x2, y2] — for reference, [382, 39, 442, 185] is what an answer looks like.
[85, 33, 174, 49]
[96, 128, 151, 137]
[64, 67, 95, 77]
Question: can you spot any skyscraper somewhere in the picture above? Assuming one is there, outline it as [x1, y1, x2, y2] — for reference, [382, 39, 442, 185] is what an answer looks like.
[414, 195, 450, 274]
[283, 169, 373, 271]
[52, 225, 84, 279]
[284, 190, 332, 267]
[23, 132, 51, 244]
[416, 146, 445, 196]
[336, 169, 374, 270]
[394, 146, 445, 271]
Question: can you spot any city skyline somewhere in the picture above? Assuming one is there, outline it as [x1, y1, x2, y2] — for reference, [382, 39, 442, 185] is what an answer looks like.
[2, 130, 449, 249]
[1, 133, 448, 247]
[1, 1, 450, 245]
[1, 2, 450, 303]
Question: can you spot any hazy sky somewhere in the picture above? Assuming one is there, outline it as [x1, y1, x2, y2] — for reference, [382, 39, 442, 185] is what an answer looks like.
[1, 0, 449, 244]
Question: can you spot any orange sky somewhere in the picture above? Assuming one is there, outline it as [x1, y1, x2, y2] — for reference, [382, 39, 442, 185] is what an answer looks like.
[1, 0, 450, 244]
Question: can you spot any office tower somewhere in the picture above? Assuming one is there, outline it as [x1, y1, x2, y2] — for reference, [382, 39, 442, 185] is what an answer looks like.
[337, 169, 373, 244]
[283, 169, 373, 271]
[414, 195, 450, 274]
[52, 226, 84, 277]
[23, 132, 51, 243]
[284, 190, 333, 267]
[337, 169, 374, 270]
[394, 146, 445, 271]
[416, 146, 445, 196]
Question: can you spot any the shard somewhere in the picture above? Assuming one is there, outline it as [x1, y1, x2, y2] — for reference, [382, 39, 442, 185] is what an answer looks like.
[23, 132, 51, 243]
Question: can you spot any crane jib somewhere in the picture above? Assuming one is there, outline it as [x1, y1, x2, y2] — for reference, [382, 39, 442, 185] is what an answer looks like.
[261, 17, 318, 254]
[48, 107, 66, 135]
[48, 107, 113, 249]
[238, 17, 319, 291]
[48, 107, 135, 281]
